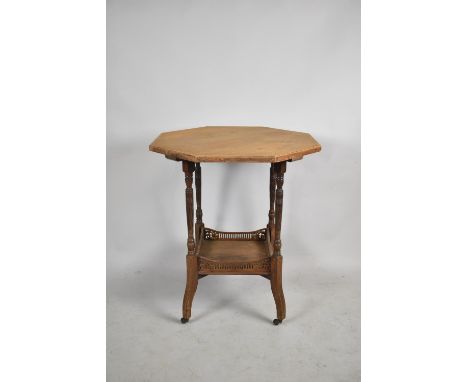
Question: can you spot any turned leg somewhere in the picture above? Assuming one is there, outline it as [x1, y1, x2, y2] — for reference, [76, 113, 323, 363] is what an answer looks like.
[271, 161, 287, 325]
[195, 163, 204, 243]
[268, 163, 276, 243]
[181, 161, 198, 323]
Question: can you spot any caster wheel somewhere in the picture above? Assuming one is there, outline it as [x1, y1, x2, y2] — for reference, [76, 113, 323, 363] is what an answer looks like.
[273, 319, 282, 325]
[181, 317, 189, 324]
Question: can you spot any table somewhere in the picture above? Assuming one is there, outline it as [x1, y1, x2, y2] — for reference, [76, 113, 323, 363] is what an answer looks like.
[149, 126, 321, 325]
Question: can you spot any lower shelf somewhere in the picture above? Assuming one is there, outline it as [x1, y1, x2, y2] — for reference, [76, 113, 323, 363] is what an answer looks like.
[197, 227, 272, 275]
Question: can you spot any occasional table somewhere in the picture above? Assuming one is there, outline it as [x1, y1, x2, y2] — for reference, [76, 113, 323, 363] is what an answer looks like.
[149, 126, 321, 325]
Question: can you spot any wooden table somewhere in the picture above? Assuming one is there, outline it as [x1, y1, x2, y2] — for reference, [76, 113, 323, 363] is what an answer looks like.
[149, 126, 321, 325]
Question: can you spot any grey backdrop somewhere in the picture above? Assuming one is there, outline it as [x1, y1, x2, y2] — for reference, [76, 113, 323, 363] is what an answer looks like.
[107, 0, 360, 381]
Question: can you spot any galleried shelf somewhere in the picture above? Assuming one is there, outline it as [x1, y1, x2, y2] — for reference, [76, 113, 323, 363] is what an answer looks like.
[197, 228, 272, 275]
[149, 126, 321, 325]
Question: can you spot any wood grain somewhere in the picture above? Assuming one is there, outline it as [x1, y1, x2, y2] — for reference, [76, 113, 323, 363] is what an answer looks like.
[199, 239, 268, 263]
[271, 255, 286, 321]
[154, 127, 320, 323]
[197, 227, 271, 275]
[273, 161, 286, 257]
[195, 163, 203, 242]
[181, 161, 197, 321]
[268, 164, 276, 242]
[149, 126, 321, 163]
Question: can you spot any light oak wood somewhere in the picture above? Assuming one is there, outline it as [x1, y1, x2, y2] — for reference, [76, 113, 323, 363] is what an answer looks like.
[149, 127, 321, 324]
[273, 161, 286, 257]
[194, 163, 203, 242]
[195, 227, 272, 275]
[149, 126, 321, 163]
[271, 255, 286, 320]
[181, 161, 197, 321]
[268, 164, 276, 242]
[199, 239, 269, 262]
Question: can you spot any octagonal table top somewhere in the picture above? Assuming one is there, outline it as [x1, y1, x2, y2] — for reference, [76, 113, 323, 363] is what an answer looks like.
[149, 126, 321, 163]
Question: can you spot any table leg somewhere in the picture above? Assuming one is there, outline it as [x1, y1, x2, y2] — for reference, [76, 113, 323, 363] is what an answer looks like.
[195, 163, 204, 242]
[181, 161, 197, 323]
[268, 164, 276, 242]
[271, 161, 287, 325]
